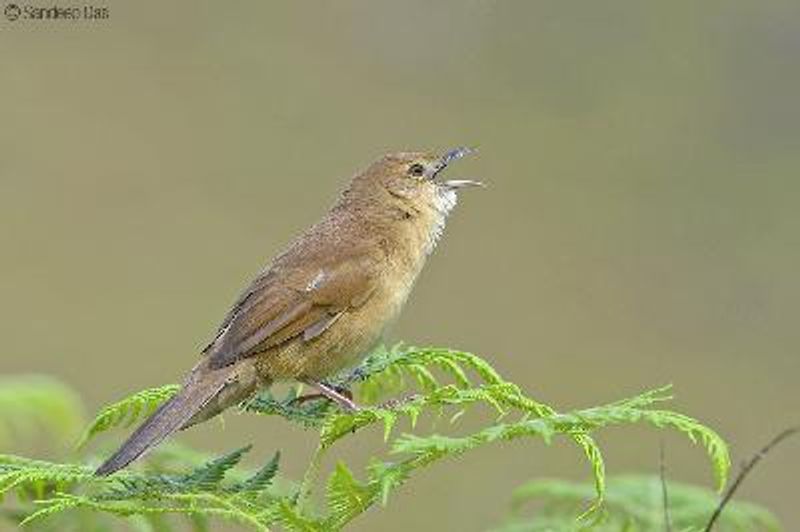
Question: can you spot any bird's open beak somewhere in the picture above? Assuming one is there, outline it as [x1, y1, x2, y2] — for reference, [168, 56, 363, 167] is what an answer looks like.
[442, 179, 485, 190]
[436, 146, 485, 189]
[440, 146, 475, 166]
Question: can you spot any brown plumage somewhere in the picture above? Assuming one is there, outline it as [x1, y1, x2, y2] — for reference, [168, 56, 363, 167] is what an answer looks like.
[95, 148, 482, 476]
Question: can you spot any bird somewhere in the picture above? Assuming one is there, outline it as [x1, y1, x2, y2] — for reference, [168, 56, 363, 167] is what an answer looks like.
[95, 147, 483, 476]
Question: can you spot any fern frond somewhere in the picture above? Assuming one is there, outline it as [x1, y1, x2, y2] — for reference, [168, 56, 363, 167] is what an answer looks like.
[559, 394, 730, 490]
[1, 346, 740, 531]
[6, 446, 289, 530]
[19, 493, 84, 526]
[0, 375, 85, 450]
[324, 463, 372, 530]
[315, 382, 728, 526]
[232, 451, 280, 493]
[243, 389, 333, 428]
[0, 456, 93, 499]
[100, 445, 255, 502]
[572, 433, 606, 518]
[78, 385, 179, 448]
[500, 475, 780, 532]
[263, 498, 323, 532]
[348, 346, 504, 393]
[245, 346, 508, 426]
[180, 445, 251, 491]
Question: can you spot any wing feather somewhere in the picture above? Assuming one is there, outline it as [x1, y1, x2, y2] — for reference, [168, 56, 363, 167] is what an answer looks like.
[206, 251, 377, 369]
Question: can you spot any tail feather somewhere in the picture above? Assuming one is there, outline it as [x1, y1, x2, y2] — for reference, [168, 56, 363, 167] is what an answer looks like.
[95, 366, 232, 476]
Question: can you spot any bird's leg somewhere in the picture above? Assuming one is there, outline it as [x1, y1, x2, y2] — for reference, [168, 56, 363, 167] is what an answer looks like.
[325, 381, 354, 401]
[291, 388, 353, 404]
[290, 381, 353, 405]
[297, 379, 359, 413]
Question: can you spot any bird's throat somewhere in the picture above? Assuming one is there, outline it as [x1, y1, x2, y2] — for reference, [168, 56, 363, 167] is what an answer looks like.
[425, 188, 458, 255]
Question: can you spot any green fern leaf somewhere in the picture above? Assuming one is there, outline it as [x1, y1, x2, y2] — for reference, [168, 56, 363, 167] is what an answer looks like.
[0, 375, 85, 450]
[324, 462, 372, 530]
[503, 475, 780, 531]
[233, 451, 280, 493]
[0, 456, 93, 499]
[78, 385, 179, 448]
[266, 498, 323, 532]
[0, 347, 740, 531]
[181, 445, 251, 491]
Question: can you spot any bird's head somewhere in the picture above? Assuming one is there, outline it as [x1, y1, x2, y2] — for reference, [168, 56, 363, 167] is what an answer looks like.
[349, 147, 483, 218]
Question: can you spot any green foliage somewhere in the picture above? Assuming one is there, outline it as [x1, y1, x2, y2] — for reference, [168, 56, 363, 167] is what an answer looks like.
[494, 475, 780, 532]
[77, 385, 179, 449]
[0, 375, 85, 451]
[0, 345, 757, 531]
[0, 455, 93, 499]
[1, 447, 287, 532]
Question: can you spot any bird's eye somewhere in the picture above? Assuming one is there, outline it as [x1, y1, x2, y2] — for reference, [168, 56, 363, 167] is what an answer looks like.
[408, 163, 425, 178]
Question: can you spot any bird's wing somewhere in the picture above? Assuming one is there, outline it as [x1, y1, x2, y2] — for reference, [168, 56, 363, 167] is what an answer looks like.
[205, 251, 378, 369]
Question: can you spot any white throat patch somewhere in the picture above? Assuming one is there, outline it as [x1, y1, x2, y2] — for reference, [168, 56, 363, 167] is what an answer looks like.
[426, 188, 458, 254]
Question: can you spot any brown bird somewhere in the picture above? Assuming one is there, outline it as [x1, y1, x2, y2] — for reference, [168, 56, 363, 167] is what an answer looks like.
[95, 147, 483, 476]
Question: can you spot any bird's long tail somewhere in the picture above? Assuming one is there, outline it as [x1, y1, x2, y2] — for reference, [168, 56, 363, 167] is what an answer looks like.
[94, 361, 235, 476]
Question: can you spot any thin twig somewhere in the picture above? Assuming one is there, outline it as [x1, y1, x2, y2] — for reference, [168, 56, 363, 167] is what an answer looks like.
[705, 426, 799, 531]
[659, 441, 672, 532]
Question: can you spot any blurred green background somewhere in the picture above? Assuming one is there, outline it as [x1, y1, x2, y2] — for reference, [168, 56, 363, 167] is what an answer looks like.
[1, 1, 798, 529]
